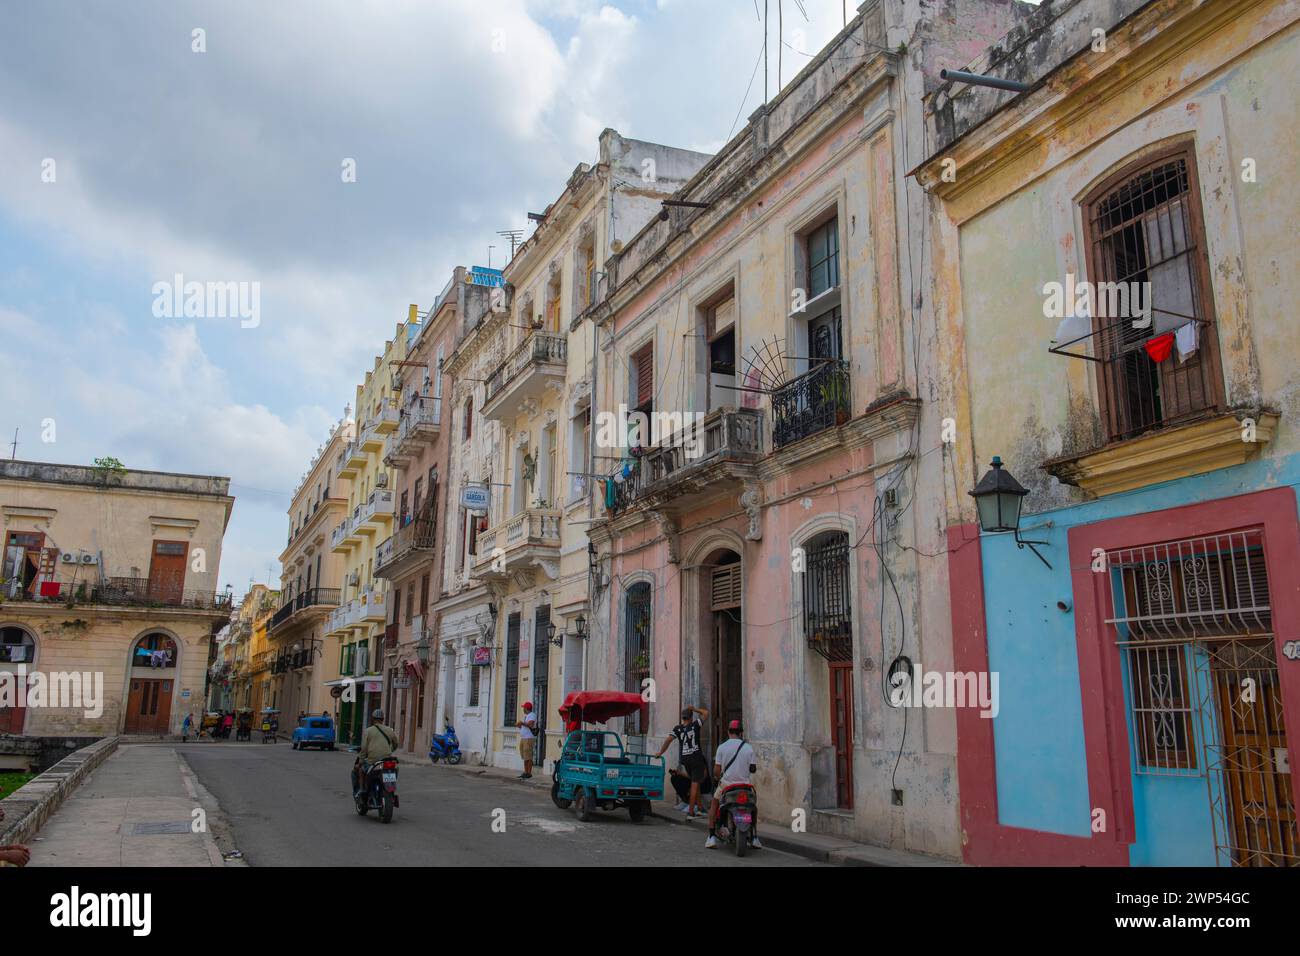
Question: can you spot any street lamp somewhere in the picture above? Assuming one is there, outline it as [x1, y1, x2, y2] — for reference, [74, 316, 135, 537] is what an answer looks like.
[969, 456, 1051, 568]
[546, 614, 587, 647]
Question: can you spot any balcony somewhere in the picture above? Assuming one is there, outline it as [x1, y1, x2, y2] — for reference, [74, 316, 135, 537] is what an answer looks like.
[330, 515, 360, 553]
[358, 586, 387, 623]
[359, 418, 385, 453]
[608, 407, 764, 515]
[394, 399, 441, 457]
[471, 508, 561, 585]
[356, 489, 395, 534]
[374, 404, 401, 435]
[482, 331, 567, 421]
[375, 513, 437, 579]
[382, 433, 409, 467]
[771, 360, 851, 451]
[326, 599, 362, 636]
[338, 440, 366, 478]
[269, 586, 341, 633]
[7, 575, 235, 612]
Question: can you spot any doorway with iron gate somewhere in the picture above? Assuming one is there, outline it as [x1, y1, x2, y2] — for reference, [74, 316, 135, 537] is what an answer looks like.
[802, 531, 855, 811]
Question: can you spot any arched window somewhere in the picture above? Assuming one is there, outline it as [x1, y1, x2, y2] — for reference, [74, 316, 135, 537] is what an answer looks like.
[624, 582, 652, 734]
[1083, 146, 1221, 441]
[0, 626, 35, 664]
[133, 632, 177, 669]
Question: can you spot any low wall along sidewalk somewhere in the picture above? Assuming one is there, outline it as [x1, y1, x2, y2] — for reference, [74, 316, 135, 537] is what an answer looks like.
[0, 736, 118, 847]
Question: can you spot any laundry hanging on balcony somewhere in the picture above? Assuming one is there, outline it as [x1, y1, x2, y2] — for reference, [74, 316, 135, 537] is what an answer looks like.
[1143, 332, 1175, 363]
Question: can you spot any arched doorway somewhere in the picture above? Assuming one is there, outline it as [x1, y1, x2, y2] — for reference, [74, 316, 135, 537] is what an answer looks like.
[124, 631, 178, 734]
[0, 626, 37, 734]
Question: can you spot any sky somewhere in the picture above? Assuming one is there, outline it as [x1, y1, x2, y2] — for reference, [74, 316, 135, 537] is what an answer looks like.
[0, 0, 857, 598]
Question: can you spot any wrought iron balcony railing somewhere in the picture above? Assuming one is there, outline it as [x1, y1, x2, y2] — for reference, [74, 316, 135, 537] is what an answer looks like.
[771, 360, 851, 450]
[484, 331, 567, 406]
[270, 587, 341, 631]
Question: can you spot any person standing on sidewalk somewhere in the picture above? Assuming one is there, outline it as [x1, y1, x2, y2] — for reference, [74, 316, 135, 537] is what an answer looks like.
[515, 701, 537, 779]
[182, 712, 194, 742]
[656, 704, 709, 817]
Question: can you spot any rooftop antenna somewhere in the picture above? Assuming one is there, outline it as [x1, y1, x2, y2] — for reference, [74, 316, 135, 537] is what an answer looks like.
[497, 229, 525, 259]
[487, 244, 496, 269]
[8, 427, 16, 460]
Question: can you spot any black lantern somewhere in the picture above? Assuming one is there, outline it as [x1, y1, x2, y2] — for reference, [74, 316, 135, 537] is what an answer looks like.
[969, 456, 1051, 568]
[546, 614, 588, 647]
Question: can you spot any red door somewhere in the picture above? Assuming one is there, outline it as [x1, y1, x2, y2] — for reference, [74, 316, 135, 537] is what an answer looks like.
[124, 678, 173, 734]
[830, 662, 855, 809]
[148, 541, 187, 605]
[0, 687, 24, 734]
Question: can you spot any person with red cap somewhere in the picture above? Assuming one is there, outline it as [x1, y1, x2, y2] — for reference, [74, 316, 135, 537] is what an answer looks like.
[706, 718, 761, 850]
[515, 701, 537, 779]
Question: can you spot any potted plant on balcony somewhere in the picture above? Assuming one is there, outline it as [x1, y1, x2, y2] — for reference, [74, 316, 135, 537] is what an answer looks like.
[818, 371, 850, 426]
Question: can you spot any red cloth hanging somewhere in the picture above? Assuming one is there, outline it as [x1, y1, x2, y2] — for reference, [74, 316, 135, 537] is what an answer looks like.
[1144, 332, 1175, 363]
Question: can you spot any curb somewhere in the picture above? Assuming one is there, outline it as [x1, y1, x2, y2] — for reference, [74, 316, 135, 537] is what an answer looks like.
[0, 736, 119, 847]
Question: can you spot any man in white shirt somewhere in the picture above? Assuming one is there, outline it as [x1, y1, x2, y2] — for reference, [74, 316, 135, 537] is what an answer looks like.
[515, 701, 537, 779]
[706, 719, 761, 850]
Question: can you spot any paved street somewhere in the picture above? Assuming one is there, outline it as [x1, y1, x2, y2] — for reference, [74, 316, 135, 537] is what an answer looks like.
[91, 742, 817, 867]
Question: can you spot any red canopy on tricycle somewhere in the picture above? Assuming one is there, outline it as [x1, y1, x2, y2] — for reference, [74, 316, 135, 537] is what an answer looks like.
[558, 691, 648, 732]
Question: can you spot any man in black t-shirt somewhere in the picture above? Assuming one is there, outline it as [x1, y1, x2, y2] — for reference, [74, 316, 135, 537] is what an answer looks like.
[656, 704, 710, 817]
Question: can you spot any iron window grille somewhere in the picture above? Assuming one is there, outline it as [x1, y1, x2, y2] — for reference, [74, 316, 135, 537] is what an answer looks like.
[502, 614, 521, 727]
[803, 532, 852, 663]
[1077, 150, 1223, 443]
[624, 583, 652, 735]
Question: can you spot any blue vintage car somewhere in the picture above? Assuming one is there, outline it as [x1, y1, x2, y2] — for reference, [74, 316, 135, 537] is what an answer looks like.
[292, 716, 336, 751]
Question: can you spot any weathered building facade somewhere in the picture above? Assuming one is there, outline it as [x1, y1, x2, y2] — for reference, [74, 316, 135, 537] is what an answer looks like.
[377, 278, 463, 753]
[475, 130, 712, 773]
[584, 0, 1023, 857]
[917, 0, 1300, 865]
[0, 459, 233, 737]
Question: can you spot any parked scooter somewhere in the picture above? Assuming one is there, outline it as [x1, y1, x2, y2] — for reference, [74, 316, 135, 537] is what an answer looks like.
[355, 756, 400, 824]
[714, 783, 758, 857]
[428, 724, 463, 765]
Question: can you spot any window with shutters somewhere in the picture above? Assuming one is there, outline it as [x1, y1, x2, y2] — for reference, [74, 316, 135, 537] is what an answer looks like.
[463, 397, 473, 441]
[710, 564, 742, 611]
[1083, 146, 1222, 442]
[632, 342, 654, 419]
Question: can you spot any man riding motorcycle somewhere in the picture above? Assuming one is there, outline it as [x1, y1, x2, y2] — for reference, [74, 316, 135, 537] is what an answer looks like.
[706, 719, 762, 850]
[352, 708, 398, 797]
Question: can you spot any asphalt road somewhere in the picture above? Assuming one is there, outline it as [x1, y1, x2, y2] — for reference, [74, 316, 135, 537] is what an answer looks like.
[178, 742, 817, 867]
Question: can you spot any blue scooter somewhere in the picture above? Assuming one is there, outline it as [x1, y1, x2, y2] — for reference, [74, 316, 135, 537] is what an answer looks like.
[428, 724, 464, 765]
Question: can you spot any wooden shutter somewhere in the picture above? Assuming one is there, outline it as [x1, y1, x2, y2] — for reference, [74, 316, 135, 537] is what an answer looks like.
[710, 565, 742, 610]
[634, 344, 654, 409]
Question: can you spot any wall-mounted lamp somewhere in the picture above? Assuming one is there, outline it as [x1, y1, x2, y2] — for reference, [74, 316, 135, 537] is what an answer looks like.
[545, 614, 587, 647]
[969, 456, 1052, 569]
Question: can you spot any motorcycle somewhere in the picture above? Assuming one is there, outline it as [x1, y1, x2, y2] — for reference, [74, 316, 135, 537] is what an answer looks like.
[355, 756, 400, 824]
[428, 724, 464, 765]
[714, 783, 758, 857]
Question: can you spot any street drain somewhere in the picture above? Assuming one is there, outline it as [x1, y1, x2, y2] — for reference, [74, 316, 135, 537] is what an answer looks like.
[130, 821, 194, 835]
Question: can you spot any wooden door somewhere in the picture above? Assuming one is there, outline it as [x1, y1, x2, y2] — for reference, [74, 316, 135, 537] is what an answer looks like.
[1214, 665, 1295, 866]
[830, 662, 855, 809]
[0, 676, 24, 734]
[148, 541, 187, 605]
[124, 678, 173, 734]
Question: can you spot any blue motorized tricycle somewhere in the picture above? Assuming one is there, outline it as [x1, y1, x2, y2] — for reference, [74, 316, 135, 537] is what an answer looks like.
[551, 691, 665, 823]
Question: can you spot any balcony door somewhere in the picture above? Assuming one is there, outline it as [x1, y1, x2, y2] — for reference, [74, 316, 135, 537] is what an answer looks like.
[148, 540, 187, 605]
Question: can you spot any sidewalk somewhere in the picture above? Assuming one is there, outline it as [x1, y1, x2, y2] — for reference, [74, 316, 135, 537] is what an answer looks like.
[437, 759, 958, 867]
[27, 743, 232, 867]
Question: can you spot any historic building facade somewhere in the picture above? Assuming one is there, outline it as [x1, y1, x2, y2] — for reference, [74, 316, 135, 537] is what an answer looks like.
[0, 459, 233, 737]
[916, 0, 1300, 866]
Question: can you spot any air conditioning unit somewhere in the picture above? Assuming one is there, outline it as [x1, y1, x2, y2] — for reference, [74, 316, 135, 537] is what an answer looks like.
[80, 554, 98, 565]
[376, 474, 389, 488]
[61, 552, 77, 564]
